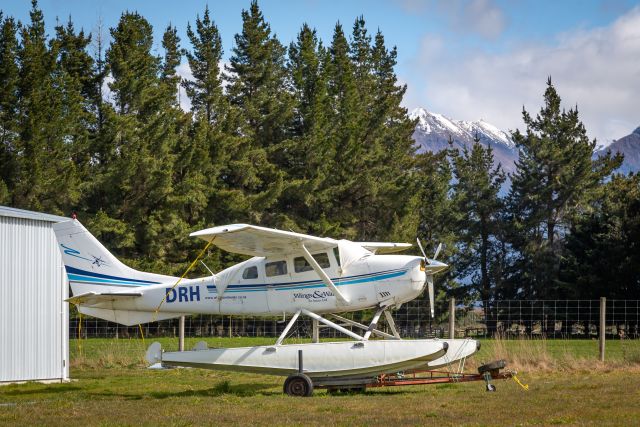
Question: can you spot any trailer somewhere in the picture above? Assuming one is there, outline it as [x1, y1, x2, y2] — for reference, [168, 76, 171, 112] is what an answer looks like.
[287, 354, 522, 396]
[313, 360, 519, 395]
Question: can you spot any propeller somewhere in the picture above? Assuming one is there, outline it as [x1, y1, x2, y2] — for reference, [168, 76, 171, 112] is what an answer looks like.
[416, 238, 445, 318]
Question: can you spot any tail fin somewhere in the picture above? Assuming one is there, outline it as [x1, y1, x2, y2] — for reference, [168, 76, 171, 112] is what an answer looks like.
[53, 219, 177, 295]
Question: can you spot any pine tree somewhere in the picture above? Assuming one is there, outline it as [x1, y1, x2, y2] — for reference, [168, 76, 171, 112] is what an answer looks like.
[12, 0, 82, 213]
[450, 137, 506, 305]
[223, 1, 290, 226]
[226, 1, 292, 153]
[363, 29, 417, 241]
[415, 150, 459, 315]
[562, 174, 640, 299]
[160, 22, 216, 271]
[52, 17, 96, 189]
[0, 13, 20, 198]
[97, 12, 182, 271]
[182, 6, 230, 231]
[322, 22, 364, 238]
[281, 23, 336, 233]
[506, 78, 623, 298]
[183, 6, 224, 125]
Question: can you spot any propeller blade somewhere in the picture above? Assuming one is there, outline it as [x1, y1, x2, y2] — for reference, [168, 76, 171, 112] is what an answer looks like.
[433, 243, 443, 260]
[426, 275, 435, 318]
[416, 238, 431, 264]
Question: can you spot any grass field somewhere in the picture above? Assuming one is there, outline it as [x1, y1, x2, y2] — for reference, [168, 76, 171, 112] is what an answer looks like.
[2, 337, 640, 426]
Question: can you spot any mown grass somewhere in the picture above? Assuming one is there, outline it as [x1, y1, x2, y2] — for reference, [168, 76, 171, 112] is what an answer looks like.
[2, 337, 640, 426]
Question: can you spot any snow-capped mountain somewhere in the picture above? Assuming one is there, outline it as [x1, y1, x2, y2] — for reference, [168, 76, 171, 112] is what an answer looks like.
[596, 126, 640, 175]
[410, 108, 640, 175]
[410, 108, 518, 172]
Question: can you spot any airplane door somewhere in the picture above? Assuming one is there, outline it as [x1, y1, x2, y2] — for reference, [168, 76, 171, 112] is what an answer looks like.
[265, 259, 292, 312]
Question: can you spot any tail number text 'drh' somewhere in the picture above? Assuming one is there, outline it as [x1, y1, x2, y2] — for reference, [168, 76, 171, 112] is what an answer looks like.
[165, 286, 200, 303]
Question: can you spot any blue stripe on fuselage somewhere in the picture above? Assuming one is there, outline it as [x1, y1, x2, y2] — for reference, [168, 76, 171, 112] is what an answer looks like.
[66, 267, 410, 292]
[64, 266, 161, 285]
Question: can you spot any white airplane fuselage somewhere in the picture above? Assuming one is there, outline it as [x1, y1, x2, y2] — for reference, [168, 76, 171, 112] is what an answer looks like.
[70, 253, 429, 316]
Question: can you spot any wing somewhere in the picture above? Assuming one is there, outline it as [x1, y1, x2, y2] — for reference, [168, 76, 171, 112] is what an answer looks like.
[190, 224, 338, 257]
[357, 242, 412, 254]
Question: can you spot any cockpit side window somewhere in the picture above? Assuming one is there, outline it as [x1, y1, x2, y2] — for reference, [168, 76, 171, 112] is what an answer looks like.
[294, 252, 330, 273]
[265, 260, 288, 277]
[242, 266, 258, 279]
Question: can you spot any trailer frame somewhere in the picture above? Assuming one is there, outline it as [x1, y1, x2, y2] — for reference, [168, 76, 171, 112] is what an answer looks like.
[309, 361, 515, 394]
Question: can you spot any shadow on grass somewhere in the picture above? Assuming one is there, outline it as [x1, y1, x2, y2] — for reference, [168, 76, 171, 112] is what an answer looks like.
[90, 380, 277, 400]
[2, 384, 82, 396]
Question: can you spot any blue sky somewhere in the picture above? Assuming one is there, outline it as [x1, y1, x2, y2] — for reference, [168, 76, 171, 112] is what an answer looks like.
[2, 0, 639, 144]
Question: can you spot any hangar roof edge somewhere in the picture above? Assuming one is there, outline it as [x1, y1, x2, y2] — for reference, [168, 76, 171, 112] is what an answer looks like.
[0, 205, 71, 223]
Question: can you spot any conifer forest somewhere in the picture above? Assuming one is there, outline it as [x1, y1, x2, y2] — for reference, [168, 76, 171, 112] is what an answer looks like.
[1, 1, 638, 305]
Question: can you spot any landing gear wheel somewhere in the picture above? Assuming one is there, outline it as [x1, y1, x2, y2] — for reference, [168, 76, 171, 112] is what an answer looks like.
[284, 374, 314, 397]
[486, 383, 497, 392]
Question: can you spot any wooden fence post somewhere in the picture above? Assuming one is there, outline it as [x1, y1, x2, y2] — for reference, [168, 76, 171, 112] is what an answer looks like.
[449, 297, 456, 339]
[599, 297, 606, 362]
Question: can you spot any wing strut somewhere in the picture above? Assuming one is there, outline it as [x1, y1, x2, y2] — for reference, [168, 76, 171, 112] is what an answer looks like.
[299, 243, 350, 305]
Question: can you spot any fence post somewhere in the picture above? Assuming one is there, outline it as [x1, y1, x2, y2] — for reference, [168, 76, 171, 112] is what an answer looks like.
[599, 297, 606, 361]
[449, 297, 455, 339]
[179, 316, 185, 352]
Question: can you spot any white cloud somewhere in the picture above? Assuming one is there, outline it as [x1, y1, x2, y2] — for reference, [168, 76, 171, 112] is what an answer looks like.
[396, 0, 507, 39]
[176, 61, 194, 112]
[444, 0, 507, 40]
[404, 6, 640, 145]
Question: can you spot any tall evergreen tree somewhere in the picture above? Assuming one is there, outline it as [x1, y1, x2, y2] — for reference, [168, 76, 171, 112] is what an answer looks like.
[52, 18, 96, 187]
[12, 0, 82, 213]
[506, 78, 623, 298]
[226, 1, 292, 153]
[450, 138, 506, 304]
[415, 150, 459, 315]
[322, 22, 365, 238]
[183, 6, 224, 125]
[223, 1, 289, 226]
[96, 12, 183, 271]
[363, 29, 417, 240]
[561, 174, 640, 299]
[281, 23, 335, 233]
[182, 6, 230, 233]
[0, 13, 20, 201]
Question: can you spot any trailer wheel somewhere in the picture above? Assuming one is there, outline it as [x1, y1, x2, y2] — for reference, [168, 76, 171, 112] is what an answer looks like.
[284, 374, 314, 397]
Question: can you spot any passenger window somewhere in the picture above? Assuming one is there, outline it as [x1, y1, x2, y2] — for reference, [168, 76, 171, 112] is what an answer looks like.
[294, 253, 331, 273]
[265, 260, 288, 277]
[333, 247, 341, 266]
[242, 266, 258, 279]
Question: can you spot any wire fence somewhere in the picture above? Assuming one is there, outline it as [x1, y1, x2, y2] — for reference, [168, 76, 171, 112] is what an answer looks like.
[70, 299, 640, 340]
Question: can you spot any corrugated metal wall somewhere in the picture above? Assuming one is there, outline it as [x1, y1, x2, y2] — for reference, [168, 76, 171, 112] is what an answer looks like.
[0, 215, 68, 383]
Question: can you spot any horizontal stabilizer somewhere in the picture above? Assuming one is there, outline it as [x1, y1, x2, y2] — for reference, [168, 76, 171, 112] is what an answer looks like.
[78, 306, 189, 326]
[66, 291, 142, 307]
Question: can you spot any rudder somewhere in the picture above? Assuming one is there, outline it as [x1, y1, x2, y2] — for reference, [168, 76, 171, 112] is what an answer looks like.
[53, 220, 177, 294]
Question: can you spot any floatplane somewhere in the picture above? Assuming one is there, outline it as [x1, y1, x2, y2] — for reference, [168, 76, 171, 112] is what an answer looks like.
[54, 220, 489, 396]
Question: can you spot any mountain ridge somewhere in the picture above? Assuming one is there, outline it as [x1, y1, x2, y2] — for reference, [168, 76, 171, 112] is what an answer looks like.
[410, 108, 518, 172]
[410, 107, 639, 175]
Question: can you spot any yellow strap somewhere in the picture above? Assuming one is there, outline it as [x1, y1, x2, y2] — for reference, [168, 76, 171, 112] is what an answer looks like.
[138, 324, 145, 347]
[77, 307, 83, 357]
[153, 237, 216, 320]
[512, 374, 529, 391]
